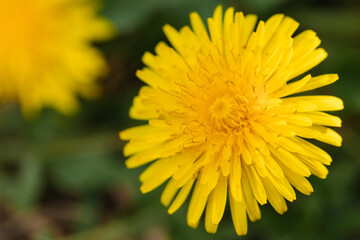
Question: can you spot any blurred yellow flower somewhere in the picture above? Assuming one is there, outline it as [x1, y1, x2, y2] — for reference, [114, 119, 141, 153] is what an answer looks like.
[120, 6, 343, 236]
[0, 0, 113, 115]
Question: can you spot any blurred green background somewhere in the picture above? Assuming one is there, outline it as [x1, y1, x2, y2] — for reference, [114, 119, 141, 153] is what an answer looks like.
[1, 0, 360, 239]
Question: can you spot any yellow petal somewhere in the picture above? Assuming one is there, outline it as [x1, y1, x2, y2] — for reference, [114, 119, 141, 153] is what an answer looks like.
[229, 157, 243, 202]
[282, 95, 344, 112]
[206, 175, 227, 225]
[291, 137, 332, 165]
[229, 189, 248, 236]
[280, 162, 314, 195]
[288, 48, 328, 80]
[267, 171, 296, 202]
[241, 174, 261, 221]
[190, 12, 209, 39]
[296, 154, 329, 179]
[161, 178, 178, 207]
[163, 24, 185, 56]
[168, 179, 195, 214]
[274, 74, 311, 98]
[262, 177, 287, 214]
[187, 177, 209, 227]
[263, 14, 284, 47]
[271, 147, 311, 177]
[244, 165, 267, 205]
[299, 112, 342, 127]
[295, 74, 339, 93]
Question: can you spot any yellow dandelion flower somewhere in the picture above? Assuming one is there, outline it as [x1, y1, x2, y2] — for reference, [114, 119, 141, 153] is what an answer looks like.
[0, 0, 113, 115]
[120, 6, 343, 236]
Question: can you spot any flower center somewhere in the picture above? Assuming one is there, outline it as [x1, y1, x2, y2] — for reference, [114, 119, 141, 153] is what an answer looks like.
[210, 97, 231, 121]
[176, 45, 270, 142]
[207, 93, 254, 134]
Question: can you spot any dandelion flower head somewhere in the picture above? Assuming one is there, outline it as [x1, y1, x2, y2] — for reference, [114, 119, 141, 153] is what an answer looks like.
[120, 6, 343, 236]
[0, 0, 113, 115]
